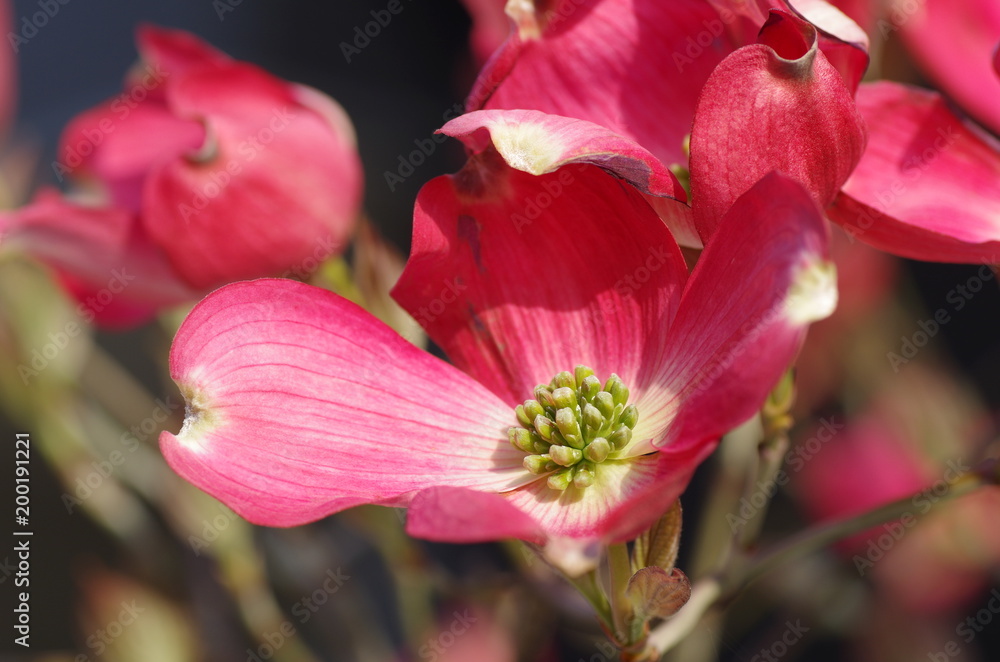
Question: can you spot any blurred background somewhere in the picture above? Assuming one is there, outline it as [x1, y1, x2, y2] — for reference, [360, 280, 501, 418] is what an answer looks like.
[0, 0, 999, 660]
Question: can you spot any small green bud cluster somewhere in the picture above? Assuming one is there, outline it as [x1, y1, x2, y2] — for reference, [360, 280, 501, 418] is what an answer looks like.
[507, 365, 639, 491]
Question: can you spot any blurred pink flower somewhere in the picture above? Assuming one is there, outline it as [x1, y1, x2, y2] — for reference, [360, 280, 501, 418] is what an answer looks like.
[0, 26, 362, 327]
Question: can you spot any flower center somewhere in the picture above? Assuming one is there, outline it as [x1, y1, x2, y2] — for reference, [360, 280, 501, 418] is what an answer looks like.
[507, 365, 638, 491]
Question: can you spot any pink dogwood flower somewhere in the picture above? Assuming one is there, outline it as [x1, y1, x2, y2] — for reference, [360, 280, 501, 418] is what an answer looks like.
[160, 111, 836, 572]
[465, 0, 1000, 263]
[0, 26, 362, 327]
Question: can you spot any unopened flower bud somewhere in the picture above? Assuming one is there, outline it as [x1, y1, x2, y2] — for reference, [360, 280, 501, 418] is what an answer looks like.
[580, 375, 601, 401]
[547, 468, 573, 491]
[584, 437, 611, 463]
[549, 444, 584, 467]
[573, 462, 596, 488]
[524, 454, 552, 474]
[574, 365, 595, 388]
[621, 404, 639, 429]
[583, 403, 604, 431]
[534, 415, 555, 441]
[551, 386, 578, 410]
[555, 408, 584, 448]
[552, 371, 575, 390]
[508, 427, 536, 453]
[609, 426, 632, 450]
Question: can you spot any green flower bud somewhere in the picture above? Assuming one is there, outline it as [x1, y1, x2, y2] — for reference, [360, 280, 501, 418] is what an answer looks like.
[608, 375, 629, 406]
[508, 427, 536, 453]
[523, 399, 545, 421]
[551, 386, 578, 410]
[549, 444, 584, 467]
[552, 371, 576, 390]
[595, 391, 615, 418]
[573, 462, 596, 488]
[609, 425, 632, 450]
[555, 408, 584, 448]
[621, 404, 639, 429]
[534, 385, 555, 408]
[583, 403, 604, 432]
[523, 454, 552, 474]
[533, 415, 555, 441]
[580, 375, 602, 401]
[547, 469, 574, 491]
[574, 365, 595, 387]
[584, 437, 611, 463]
[515, 404, 532, 428]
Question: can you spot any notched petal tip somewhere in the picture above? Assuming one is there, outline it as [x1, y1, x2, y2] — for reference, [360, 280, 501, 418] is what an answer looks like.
[785, 257, 838, 325]
[759, 9, 818, 76]
[173, 382, 220, 452]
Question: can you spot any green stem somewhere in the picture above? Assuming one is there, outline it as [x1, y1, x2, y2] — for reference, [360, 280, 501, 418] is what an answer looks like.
[643, 459, 998, 659]
[608, 542, 634, 644]
[568, 570, 614, 631]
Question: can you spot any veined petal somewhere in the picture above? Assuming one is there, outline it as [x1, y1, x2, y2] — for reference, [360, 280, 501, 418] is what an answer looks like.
[469, 0, 738, 168]
[407, 445, 711, 567]
[899, 0, 1000, 136]
[160, 279, 528, 528]
[393, 159, 687, 406]
[442, 109, 685, 199]
[637, 173, 834, 454]
[142, 63, 363, 289]
[831, 82, 1000, 263]
[690, 9, 866, 239]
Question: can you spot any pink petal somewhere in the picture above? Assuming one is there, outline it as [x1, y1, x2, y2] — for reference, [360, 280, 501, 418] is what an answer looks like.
[392, 158, 687, 406]
[639, 173, 835, 454]
[468, 0, 738, 168]
[407, 486, 545, 544]
[785, 0, 869, 93]
[160, 279, 529, 527]
[135, 24, 231, 78]
[708, 0, 870, 91]
[690, 9, 866, 239]
[831, 82, 1000, 263]
[459, 0, 511, 64]
[57, 99, 205, 210]
[899, 0, 1000, 136]
[142, 63, 363, 289]
[0, 0, 15, 136]
[408, 445, 710, 555]
[441, 109, 685, 199]
[0, 191, 200, 322]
